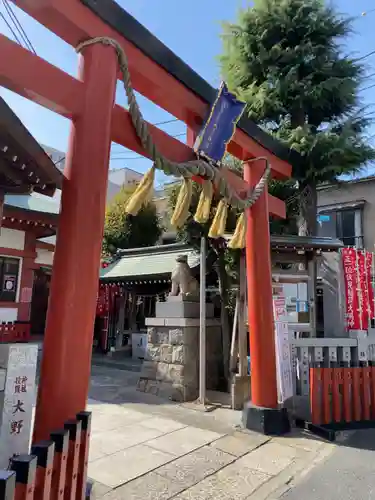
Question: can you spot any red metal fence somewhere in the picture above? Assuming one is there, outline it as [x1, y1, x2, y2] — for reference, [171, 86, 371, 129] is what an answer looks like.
[0, 323, 31, 343]
[0, 411, 91, 500]
[310, 366, 375, 426]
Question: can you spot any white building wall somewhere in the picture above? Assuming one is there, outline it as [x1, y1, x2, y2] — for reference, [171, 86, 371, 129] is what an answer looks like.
[0, 308, 18, 322]
[0, 228, 25, 250]
[35, 249, 54, 267]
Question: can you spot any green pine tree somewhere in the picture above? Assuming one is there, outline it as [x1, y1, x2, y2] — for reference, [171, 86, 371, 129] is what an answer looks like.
[220, 0, 375, 236]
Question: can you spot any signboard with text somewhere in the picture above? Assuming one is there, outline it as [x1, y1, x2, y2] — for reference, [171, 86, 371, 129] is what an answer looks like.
[0, 344, 38, 468]
[273, 296, 293, 403]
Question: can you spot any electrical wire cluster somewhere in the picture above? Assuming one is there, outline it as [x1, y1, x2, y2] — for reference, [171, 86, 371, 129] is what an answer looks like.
[0, 0, 36, 54]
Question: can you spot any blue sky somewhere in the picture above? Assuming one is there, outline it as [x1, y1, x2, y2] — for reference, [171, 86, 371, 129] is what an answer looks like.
[1, 0, 375, 186]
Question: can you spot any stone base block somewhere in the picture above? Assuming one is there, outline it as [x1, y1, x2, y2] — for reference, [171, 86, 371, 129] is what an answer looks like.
[137, 378, 197, 402]
[138, 322, 222, 403]
[155, 301, 214, 319]
[231, 375, 250, 410]
[242, 402, 291, 436]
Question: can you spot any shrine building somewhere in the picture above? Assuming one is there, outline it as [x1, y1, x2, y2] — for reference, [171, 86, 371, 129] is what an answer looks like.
[0, 97, 61, 339]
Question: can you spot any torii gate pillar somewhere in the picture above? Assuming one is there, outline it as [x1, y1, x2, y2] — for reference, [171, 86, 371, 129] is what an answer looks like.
[243, 160, 290, 435]
[33, 43, 118, 441]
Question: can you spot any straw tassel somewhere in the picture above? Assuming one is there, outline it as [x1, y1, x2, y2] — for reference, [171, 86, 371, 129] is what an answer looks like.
[228, 212, 246, 249]
[194, 180, 213, 224]
[125, 166, 155, 215]
[208, 199, 228, 238]
[171, 177, 193, 229]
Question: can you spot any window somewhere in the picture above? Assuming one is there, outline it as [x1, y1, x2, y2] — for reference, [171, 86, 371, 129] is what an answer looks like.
[0, 257, 20, 302]
[318, 208, 363, 248]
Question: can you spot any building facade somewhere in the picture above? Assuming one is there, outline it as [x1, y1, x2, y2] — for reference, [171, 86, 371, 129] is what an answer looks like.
[316, 176, 375, 336]
[317, 176, 375, 250]
[0, 195, 58, 325]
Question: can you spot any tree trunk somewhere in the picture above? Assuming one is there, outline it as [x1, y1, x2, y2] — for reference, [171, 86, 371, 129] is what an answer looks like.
[298, 182, 318, 335]
[298, 182, 317, 237]
[215, 251, 231, 385]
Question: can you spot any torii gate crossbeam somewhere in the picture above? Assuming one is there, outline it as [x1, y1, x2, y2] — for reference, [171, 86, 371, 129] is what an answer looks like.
[0, 0, 295, 438]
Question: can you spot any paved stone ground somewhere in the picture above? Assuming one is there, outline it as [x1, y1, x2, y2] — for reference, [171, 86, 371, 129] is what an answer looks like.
[278, 429, 375, 500]
[87, 365, 336, 499]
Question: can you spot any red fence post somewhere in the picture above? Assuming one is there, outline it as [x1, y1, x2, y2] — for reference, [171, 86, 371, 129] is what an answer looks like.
[342, 368, 352, 422]
[64, 420, 81, 500]
[31, 441, 55, 500]
[0, 470, 16, 500]
[11, 455, 37, 500]
[332, 368, 342, 423]
[362, 367, 371, 421]
[322, 368, 332, 424]
[75, 412, 91, 500]
[352, 368, 361, 421]
[50, 429, 69, 500]
[310, 367, 323, 425]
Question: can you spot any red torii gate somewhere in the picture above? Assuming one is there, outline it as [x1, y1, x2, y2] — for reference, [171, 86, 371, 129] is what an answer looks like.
[1, 0, 295, 438]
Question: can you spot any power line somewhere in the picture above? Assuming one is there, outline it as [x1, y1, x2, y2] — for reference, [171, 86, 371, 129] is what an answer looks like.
[53, 132, 186, 166]
[2, 0, 36, 54]
[110, 132, 186, 160]
[356, 50, 375, 62]
[153, 118, 179, 126]
[0, 11, 23, 46]
[111, 118, 181, 149]
[361, 83, 375, 92]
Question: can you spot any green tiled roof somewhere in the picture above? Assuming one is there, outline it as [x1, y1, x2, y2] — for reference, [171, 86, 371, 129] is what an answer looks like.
[100, 243, 199, 280]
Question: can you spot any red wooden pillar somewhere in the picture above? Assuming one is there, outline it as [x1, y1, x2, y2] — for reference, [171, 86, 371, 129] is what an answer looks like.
[244, 160, 278, 410]
[33, 43, 118, 441]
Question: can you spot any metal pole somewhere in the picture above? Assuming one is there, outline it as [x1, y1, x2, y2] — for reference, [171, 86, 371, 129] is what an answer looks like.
[229, 295, 239, 373]
[199, 236, 207, 405]
[238, 254, 247, 376]
[307, 258, 317, 337]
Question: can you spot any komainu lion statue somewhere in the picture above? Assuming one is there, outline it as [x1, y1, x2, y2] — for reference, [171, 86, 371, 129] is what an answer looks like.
[170, 255, 199, 298]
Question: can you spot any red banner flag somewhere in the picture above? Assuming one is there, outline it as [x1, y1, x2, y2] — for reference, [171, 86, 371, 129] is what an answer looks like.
[365, 251, 375, 320]
[358, 250, 369, 330]
[342, 248, 360, 330]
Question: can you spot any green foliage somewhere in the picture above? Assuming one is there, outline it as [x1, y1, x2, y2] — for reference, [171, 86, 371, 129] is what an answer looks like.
[220, 0, 375, 232]
[103, 185, 162, 255]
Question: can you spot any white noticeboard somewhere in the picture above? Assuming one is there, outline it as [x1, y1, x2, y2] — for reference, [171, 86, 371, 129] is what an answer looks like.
[273, 296, 293, 404]
[132, 333, 147, 360]
[0, 344, 38, 469]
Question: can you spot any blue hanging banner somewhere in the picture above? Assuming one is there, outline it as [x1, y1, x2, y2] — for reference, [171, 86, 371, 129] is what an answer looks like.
[194, 82, 246, 163]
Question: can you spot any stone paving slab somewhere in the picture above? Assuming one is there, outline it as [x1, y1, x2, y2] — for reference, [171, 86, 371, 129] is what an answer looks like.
[173, 461, 272, 500]
[138, 416, 188, 433]
[89, 409, 151, 433]
[236, 441, 306, 477]
[100, 471, 186, 500]
[210, 431, 270, 457]
[86, 369, 337, 499]
[89, 423, 166, 462]
[88, 444, 174, 488]
[155, 445, 235, 489]
[146, 426, 223, 456]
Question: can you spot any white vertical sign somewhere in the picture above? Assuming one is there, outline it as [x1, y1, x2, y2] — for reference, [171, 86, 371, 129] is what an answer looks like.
[0, 344, 38, 469]
[273, 296, 293, 403]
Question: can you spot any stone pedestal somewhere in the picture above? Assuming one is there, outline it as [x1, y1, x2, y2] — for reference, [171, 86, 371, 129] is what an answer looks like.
[137, 297, 222, 402]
